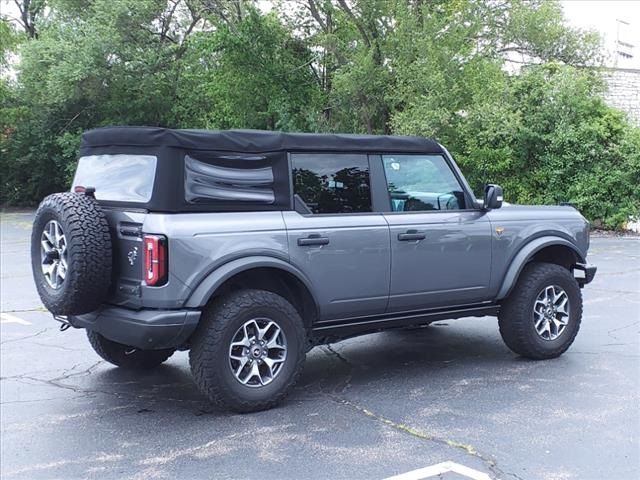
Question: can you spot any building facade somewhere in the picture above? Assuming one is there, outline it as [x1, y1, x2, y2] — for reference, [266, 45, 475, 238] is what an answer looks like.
[602, 68, 640, 127]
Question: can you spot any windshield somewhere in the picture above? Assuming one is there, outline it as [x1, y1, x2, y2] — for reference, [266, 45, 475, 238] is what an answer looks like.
[72, 154, 157, 203]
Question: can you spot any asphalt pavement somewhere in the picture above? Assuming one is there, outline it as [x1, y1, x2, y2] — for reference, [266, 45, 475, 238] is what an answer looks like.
[1, 210, 639, 480]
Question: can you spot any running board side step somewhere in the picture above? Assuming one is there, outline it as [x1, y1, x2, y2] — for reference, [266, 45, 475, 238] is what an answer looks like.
[312, 304, 499, 337]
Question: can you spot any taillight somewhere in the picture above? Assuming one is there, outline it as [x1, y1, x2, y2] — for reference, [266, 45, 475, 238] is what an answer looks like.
[143, 235, 167, 286]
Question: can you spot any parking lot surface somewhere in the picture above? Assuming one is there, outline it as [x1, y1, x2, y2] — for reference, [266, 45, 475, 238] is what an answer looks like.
[1, 210, 639, 480]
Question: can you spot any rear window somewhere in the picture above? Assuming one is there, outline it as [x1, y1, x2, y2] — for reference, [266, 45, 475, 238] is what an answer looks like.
[291, 153, 371, 214]
[72, 154, 157, 203]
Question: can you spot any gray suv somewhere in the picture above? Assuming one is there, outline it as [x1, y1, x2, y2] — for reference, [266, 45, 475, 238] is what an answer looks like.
[30, 127, 596, 412]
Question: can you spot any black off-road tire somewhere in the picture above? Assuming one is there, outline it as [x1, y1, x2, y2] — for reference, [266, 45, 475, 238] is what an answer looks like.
[499, 262, 582, 360]
[31, 192, 112, 315]
[87, 331, 175, 370]
[189, 289, 307, 413]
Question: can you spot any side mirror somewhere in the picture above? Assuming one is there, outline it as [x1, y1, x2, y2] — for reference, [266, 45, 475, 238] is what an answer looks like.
[483, 184, 503, 210]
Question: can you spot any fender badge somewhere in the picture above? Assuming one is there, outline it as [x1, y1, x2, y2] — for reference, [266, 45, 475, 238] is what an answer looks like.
[127, 246, 138, 266]
[495, 227, 505, 236]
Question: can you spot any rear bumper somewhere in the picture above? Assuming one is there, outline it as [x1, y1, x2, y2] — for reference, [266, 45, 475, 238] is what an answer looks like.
[68, 306, 201, 350]
[574, 263, 597, 286]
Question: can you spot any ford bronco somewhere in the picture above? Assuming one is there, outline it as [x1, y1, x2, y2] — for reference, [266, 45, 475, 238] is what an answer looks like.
[30, 127, 597, 412]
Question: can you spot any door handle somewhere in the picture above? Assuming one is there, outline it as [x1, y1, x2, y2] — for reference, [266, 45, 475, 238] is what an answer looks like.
[398, 230, 426, 241]
[297, 234, 330, 246]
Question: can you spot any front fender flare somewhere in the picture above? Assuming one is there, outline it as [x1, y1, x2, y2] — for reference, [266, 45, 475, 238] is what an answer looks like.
[184, 255, 319, 312]
[496, 236, 586, 301]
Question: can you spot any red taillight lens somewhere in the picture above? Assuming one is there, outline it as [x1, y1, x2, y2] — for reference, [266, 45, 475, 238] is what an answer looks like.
[143, 235, 167, 286]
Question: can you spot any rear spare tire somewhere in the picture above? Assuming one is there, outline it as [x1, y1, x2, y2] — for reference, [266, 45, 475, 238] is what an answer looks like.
[31, 192, 112, 315]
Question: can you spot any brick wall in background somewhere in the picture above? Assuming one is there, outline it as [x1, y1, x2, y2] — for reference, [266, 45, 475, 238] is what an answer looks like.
[602, 68, 640, 127]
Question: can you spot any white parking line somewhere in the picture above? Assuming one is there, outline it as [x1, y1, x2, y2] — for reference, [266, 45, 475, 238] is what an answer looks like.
[0, 313, 32, 325]
[384, 461, 492, 480]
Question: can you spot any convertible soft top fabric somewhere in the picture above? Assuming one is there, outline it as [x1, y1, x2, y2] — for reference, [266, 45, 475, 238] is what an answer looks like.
[81, 127, 443, 154]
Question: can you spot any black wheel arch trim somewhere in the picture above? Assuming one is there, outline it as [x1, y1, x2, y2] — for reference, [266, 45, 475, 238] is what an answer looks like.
[496, 236, 587, 301]
[184, 255, 320, 316]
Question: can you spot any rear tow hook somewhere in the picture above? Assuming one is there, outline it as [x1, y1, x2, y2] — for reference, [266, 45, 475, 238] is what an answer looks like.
[53, 315, 72, 331]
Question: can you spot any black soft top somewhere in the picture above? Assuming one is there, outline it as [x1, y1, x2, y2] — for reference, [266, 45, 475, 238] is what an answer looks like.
[81, 127, 443, 154]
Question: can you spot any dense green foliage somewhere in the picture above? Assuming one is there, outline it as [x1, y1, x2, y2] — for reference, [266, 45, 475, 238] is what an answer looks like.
[1, 0, 638, 228]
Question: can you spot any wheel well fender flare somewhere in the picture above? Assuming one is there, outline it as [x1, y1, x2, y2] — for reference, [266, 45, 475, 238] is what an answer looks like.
[184, 255, 319, 313]
[496, 237, 586, 301]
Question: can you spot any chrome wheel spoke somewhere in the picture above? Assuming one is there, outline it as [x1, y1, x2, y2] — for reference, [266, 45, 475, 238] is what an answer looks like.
[41, 261, 51, 274]
[263, 357, 280, 380]
[50, 262, 59, 286]
[46, 222, 56, 244]
[231, 327, 251, 349]
[267, 344, 286, 354]
[244, 320, 259, 341]
[555, 296, 569, 316]
[265, 325, 283, 348]
[241, 361, 263, 385]
[229, 351, 246, 361]
[234, 356, 249, 376]
[41, 240, 54, 253]
[43, 230, 54, 245]
[57, 262, 66, 280]
[540, 320, 551, 337]
[543, 286, 553, 303]
[53, 222, 63, 246]
[264, 356, 284, 368]
[553, 315, 568, 326]
[549, 319, 558, 337]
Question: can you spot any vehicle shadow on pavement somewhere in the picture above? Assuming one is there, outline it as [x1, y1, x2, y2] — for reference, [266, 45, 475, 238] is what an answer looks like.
[297, 321, 524, 393]
[80, 320, 527, 415]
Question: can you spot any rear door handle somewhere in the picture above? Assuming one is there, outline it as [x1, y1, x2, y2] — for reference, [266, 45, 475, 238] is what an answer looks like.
[398, 230, 426, 241]
[297, 234, 330, 246]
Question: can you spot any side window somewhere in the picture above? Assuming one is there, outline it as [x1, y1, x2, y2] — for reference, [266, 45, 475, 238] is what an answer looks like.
[291, 153, 371, 214]
[382, 155, 467, 212]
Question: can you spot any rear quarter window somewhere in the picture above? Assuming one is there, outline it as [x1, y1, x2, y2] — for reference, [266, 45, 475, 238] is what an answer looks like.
[72, 154, 157, 203]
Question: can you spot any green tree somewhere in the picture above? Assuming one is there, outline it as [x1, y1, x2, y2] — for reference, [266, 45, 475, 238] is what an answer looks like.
[174, 8, 320, 130]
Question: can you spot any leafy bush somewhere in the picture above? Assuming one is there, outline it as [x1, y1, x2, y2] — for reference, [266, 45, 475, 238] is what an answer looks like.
[450, 65, 640, 228]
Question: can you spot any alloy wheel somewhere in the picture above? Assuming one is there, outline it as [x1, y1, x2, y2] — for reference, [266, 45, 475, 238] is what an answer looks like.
[228, 318, 287, 387]
[533, 285, 570, 341]
[40, 220, 67, 289]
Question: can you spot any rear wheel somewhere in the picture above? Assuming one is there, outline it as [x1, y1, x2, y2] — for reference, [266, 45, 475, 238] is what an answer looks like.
[499, 262, 582, 360]
[189, 289, 306, 413]
[87, 331, 175, 370]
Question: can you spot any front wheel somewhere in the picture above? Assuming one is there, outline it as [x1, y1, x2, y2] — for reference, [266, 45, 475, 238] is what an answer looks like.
[189, 289, 306, 413]
[498, 262, 582, 360]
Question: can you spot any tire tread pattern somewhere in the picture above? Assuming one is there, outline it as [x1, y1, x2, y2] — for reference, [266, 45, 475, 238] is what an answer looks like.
[31, 192, 112, 315]
[189, 289, 306, 413]
[498, 262, 582, 360]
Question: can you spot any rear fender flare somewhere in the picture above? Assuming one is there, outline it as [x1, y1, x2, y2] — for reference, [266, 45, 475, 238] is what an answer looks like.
[184, 256, 319, 313]
[496, 237, 586, 301]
